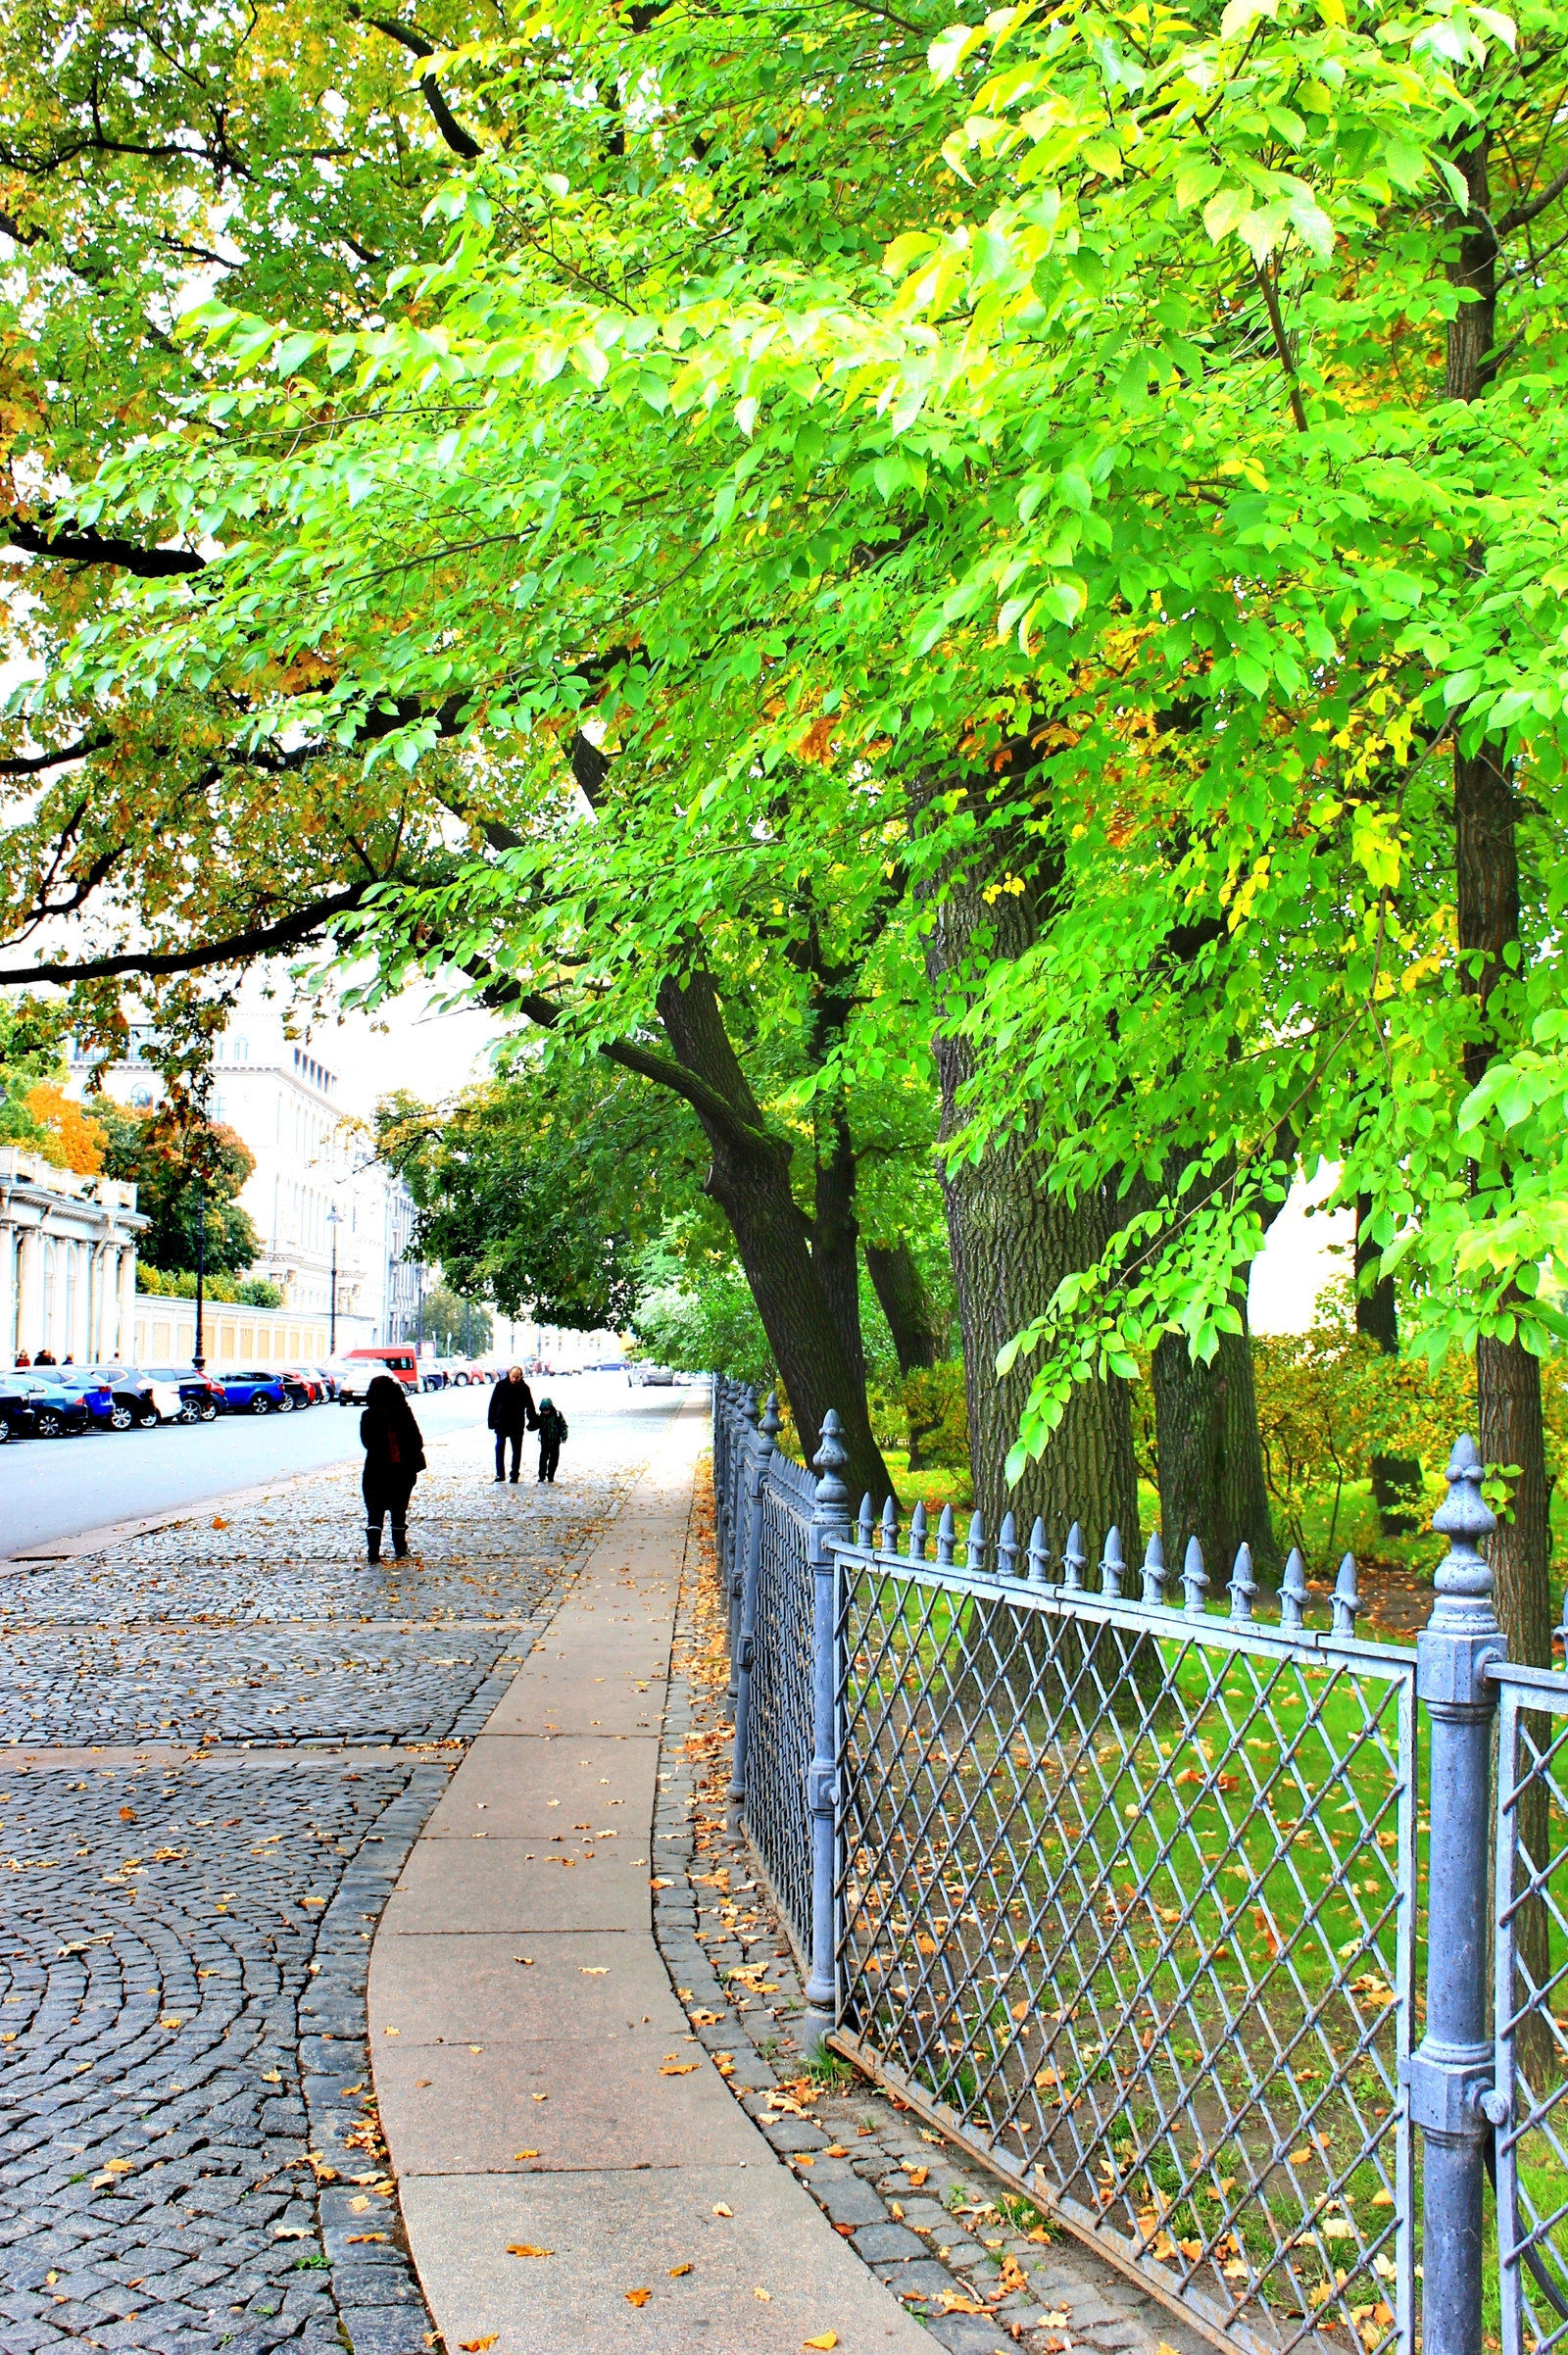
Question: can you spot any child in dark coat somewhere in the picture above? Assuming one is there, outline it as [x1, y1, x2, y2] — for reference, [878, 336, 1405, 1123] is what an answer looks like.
[360, 1375, 426, 1559]
[536, 1397, 567, 1484]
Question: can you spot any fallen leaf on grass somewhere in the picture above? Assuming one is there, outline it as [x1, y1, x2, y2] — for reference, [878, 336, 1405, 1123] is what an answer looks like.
[669, 2262, 693, 2277]
[461, 2337, 500, 2351]
[507, 2244, 553, 2259]
[625, 2287, 652, 2307]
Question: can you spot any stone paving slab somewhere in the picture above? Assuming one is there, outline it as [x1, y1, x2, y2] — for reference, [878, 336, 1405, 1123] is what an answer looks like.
[372, 1397, 930, 2355]
[416, 1728, 659, 1837]
[368, 1928, 680, 2042]
[399, 2163, 928, 2354]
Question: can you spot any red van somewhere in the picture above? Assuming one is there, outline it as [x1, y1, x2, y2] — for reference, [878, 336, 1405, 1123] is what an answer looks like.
[337, 1347, 419, 1401]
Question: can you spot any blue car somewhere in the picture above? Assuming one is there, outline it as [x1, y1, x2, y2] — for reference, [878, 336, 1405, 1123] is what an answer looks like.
[219, 1369, 290, 1415]
[48, 1370, 117, 1429]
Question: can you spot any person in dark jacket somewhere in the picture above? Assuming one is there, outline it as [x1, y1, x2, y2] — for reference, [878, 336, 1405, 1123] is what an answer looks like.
[360, 1374, 426, 1560]
[536, 1396, 567, 1484]
[488, 1365, 537, 1483]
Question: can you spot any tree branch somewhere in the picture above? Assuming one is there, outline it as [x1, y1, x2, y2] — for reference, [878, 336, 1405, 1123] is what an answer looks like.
[0, 886, 374, 986]
[1497, 159, 1568, 237]
[349, 8, 482, 159]
[5, 519, 204, 575]
[0, 734, 110, 776]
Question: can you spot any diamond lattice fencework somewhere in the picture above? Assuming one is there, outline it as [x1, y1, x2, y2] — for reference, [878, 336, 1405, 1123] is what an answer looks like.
[833, 1545, 1416, 2355]
[741, 1466, 816, 1959]
[1494, 1665, 1568, 2355]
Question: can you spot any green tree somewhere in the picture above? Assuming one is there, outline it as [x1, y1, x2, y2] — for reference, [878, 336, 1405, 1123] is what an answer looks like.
[418, 1281, 494, 1355]
[98, 1102, 260, 1276]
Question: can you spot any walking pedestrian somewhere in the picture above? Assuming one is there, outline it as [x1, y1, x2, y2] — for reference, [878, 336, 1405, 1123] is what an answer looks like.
[360, 1373, 426, 1561]
[488, 1365, 537, 1484]
[536, 1395, 567, 1485]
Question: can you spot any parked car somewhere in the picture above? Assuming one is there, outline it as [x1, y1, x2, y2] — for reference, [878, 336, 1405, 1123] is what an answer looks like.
[144, 1366, 227, 1423]
[217, 1369, 291, 1415]
[0, 1373, 93, 1440]
[301, 1362, 340, 1400]
[85, 1364, 182, 1429]
[337, 1347, 420, 1401]
[628, 1364, 674, 1387]
[275, 1366, 322, 1408]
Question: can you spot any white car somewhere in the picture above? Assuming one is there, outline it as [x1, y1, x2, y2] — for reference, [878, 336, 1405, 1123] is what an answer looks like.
[148, 1379, 186, 1423]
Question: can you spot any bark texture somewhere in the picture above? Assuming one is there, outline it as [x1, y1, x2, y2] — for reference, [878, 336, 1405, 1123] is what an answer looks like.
[810, 1101, 865, 1396]
[920, 799, 1140, 1558]
[1354, 1197, 1422, 1534]
[653, 968, 892, 1506]
[1152, 1304, 1279, 1581]
[865, 1239, 942, 1375]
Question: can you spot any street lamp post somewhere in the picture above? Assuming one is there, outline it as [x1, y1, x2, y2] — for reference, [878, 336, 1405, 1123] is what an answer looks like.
[193, 1181, 206, 1371]
[327, 1205, 343, 1355]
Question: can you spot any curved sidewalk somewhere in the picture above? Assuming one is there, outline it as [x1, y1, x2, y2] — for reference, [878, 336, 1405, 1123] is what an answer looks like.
[371, 1396, 928, 2354]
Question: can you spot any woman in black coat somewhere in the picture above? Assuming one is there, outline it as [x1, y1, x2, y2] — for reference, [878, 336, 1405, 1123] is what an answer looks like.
[360, 1375, 426, 1560]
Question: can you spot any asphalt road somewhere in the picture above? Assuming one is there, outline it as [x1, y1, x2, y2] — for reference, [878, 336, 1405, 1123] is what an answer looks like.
[0, 1379, 653, 1559]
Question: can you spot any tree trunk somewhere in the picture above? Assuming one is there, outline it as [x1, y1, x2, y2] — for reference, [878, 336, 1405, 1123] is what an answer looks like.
[811, 1099, 865, 1396]
[1355, 1196, 1422, 1534]
[653, 968, 892, 1505]
[920, 810, 1140, 1562]
[1152, 1301, 1279, 1582]
[865, 1239, 941, 1375]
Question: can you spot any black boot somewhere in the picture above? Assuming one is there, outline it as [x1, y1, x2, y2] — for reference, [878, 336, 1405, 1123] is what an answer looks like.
[367, 1524, 382, 1563]
[391, 1522, 410, 1558]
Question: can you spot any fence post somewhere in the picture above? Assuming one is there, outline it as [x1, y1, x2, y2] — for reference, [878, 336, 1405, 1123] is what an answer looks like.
[1412, 1435, 1506, 2355]
[803, 1406, 850, 2047]
[728, 1392, 777, 1829]
[727, 1387, 760, 1706]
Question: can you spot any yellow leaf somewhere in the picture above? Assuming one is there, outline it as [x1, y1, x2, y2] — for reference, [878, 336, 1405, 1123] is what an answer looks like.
[462, 2338, 501, 2351]
[350, 2197, 370, 2214]
[625, 2286, 652, 2306]
[804, 2336, 840, 2349]
[513, 2150, 540, 2161]
[508, 2243, 553, 2258]
[346, 2232, 389, 2243]
[660, 2063, 700, 2076]
[670, 2262, 693, 2277]
[712, 2204, 733, 2217]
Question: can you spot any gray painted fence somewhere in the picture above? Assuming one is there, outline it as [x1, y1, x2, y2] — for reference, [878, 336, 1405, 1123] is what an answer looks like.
[711, 1371, 1567, 2355]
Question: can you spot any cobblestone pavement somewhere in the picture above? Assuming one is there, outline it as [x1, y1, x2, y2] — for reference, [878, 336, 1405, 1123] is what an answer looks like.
[0, 1412, 664, 2355]
[651, 1461, 1210, 2355]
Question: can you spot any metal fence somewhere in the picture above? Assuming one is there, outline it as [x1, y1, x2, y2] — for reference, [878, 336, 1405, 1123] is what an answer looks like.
[710, 1377, 1564, 2355]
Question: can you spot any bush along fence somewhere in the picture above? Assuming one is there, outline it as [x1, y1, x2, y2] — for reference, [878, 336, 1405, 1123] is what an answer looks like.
[710, 1372, 1568, 2355]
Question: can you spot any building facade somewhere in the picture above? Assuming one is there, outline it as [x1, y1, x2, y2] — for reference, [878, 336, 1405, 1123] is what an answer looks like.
[80, 1013, 422, 1347]
[0, 1147, 146, 1366]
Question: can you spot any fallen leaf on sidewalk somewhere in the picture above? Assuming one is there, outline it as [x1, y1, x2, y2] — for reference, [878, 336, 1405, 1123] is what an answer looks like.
[532, 2092, 548, 2101]
[999, 2256, 1028, 2295]
[349, 2198, 370, 2214]
[1041, 2312, 1071, 2328]
[935, 2292, 992, 2316]
[755, 2287, 771, 2302]
[461, 2337, 500, 2351]
[468, 2044, 483, 2054]
[625, 2287, 652, 2307]
[514, 1956, 534, 1966]
[346, 2233, 389, 2244]
[804, 2334, 839, 2349]
[507, 2244, 553, 2259]
[513, 2150, 540, 2161]
[261, 2070, 282, 2085]
[907, 2166, 928, 2186]
[669, 2263, 693, 2277]
[712, 2204, 733, 2218]
[212, 1517, 228, 1530]
[660, 2063, 700, 2076]
[579, 1967, 609, 1976]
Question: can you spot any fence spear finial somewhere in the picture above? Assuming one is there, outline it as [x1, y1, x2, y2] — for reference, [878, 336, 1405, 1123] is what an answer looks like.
[966, 1510, 986, 1574]
[1181, 1535, 1207, 1615]
[1228, 1542, 1256, 1622]
[743, 1384, 761, 1431]
[1429, 1433, 1497, 1635]
[858, 1492, 875, 1548]
[880, 1496, 899, 1556]
[1331, 1551, 1362, 1639]
[997, 1510, 1018, 1580]
[1062, 1522, 1086, 1593]
[1102, 1526, 1124, 1600]
[1027, 1516, 1051, 1585]
[936, 1502, 956, 1568]
[760, 1392, 781, 1450]
[1280, 1546, 1307, 1632]
[908, 1499, 927, 1563]
[1142, 1531, 1166, 1606]
[810, 1407, 850, 1535]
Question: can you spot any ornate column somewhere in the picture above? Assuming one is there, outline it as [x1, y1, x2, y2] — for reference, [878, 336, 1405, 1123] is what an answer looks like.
[0, 1208, 16, 1365]
[15, 1224, 44, 1360]
[119, 1246, 137, 1362]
